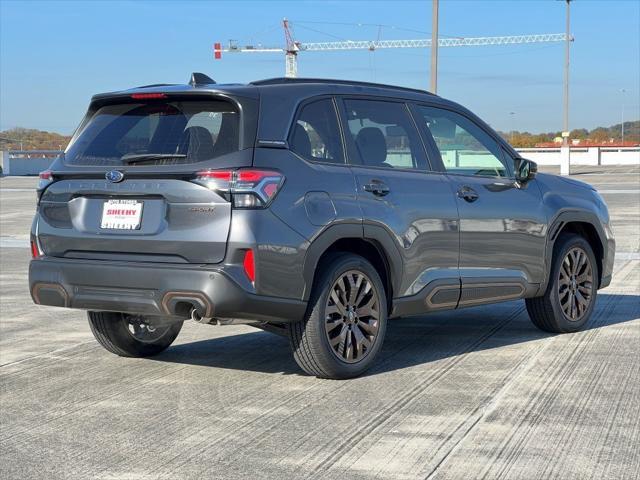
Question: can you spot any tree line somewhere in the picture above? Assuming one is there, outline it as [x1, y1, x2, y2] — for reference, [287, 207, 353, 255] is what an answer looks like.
[1, 120, 638, 151]
[497, 120, 639, 148]
[0, 128, 72, 151]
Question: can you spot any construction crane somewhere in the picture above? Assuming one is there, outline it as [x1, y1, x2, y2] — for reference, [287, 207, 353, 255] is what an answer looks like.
[214, 19, 572, 79]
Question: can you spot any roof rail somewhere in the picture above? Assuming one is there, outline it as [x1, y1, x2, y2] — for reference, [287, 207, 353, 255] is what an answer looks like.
[250, 77, 434, 96]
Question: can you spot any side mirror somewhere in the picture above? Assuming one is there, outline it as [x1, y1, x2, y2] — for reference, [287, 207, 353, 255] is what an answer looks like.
[515, 158, 537, 183]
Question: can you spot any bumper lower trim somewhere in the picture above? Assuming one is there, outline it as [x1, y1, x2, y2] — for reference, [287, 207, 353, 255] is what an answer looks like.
[29, 257, 306, 324]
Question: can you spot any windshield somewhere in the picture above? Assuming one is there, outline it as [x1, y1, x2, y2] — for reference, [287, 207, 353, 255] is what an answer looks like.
[65, 100, 239, 166]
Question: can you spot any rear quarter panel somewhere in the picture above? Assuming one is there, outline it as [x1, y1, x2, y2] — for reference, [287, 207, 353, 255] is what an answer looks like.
[252, 147, 362, 300]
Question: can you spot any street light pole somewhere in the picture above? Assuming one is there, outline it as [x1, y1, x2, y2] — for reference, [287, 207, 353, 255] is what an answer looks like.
[560, 0, 572, 175]
[430, 0, 439, 94]
[620, 88, 626, 145]
[509, 111, 516, 144]
[563, 0, 571, 145]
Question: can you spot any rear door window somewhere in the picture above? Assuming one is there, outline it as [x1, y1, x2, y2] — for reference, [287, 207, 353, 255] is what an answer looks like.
[65, 100, 239, 166]
[290, 98, 344, 164]
[342, 99, 428, 170]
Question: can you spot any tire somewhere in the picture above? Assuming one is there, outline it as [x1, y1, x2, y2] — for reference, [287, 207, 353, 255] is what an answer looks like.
[88, 311, 183, 357]
[288, 253, 388, 379]
[526, 233, 598, 333]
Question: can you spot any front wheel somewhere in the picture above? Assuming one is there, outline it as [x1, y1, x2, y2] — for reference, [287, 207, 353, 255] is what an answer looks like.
[288, 253, 387, 379]
[526, 234, 598, 333]
[88, 312, 183, 357]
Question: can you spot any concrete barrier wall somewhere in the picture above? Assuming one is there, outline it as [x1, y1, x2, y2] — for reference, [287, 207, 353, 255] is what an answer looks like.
[1, 147, 639, 176]
[600, 149, 640, 165]
[1, 151, 59, 176]
[517, 147, 640, 166]
[376, 148, 639, 168]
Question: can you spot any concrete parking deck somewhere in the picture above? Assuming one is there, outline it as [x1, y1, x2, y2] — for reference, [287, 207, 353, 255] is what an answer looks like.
[1, 166, 638, 479]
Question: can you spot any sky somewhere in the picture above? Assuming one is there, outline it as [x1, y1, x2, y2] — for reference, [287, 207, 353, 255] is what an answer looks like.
[1, 0, 639, 135]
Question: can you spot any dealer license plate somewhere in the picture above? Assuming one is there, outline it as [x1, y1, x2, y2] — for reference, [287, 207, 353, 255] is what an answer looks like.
[100, 199, 143, 230]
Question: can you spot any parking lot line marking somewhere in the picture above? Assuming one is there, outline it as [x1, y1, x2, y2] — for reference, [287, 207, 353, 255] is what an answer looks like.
[575, 172, 640, 176]
[616, 252, 640, 260]
[598, 190, 640, 194]
[0, 238, 30, 248]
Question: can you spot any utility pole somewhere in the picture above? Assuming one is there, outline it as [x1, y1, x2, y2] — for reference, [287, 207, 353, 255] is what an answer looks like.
[620, 88, 626, 145]
[509, 111, 516, 144]
[430, 0, 439, 94]
[560, 0, 571, 175]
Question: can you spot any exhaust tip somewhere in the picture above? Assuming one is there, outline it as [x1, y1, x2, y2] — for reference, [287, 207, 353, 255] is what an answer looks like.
[162, 291, 212, 318]
[190, 307, 214, 324]
[190, 307, 202, 322]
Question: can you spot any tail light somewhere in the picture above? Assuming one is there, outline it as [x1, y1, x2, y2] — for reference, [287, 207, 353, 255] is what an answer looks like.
[38, 170, 54, 190]
[193, 169, 284, 208]
[36, 170, 55, 203]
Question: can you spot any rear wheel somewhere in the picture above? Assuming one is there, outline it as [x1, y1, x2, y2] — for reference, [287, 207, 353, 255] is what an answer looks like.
[526, 234, 598, 333]
[88, 312, 183, 357]
[288, 253, 387, 379]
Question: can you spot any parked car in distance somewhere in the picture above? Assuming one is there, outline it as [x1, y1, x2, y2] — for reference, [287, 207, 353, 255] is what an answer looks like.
[29, 74, 615, 379]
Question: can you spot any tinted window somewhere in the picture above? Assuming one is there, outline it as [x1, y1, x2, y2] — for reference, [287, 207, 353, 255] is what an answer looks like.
[416, 106, 509, 177]
[343, 99, 427, 170]
[65, 100, 239, 166]
[290, 99, 344, 164]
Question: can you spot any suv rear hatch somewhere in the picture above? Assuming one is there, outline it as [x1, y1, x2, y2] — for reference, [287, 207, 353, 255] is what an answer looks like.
[36, 91, 258, 264]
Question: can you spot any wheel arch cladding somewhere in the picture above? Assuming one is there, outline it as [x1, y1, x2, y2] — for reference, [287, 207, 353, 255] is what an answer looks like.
[305, 236, 394, 313]
[546, 210, 607, 290]
[557, 221, 604, 285]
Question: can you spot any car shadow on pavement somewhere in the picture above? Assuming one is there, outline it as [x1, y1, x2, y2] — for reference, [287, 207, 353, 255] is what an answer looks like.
[151, 293, 639, 377]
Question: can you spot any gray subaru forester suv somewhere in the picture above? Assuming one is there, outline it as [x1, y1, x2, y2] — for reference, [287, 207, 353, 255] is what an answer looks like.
[29, 74, 615, 379]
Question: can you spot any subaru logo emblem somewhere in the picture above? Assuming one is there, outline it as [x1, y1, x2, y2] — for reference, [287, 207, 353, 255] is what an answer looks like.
[105, 170, 124, 183]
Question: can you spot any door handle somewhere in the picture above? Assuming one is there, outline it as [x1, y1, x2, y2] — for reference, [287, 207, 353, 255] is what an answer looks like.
[457, 186, 479, 203]
[363, 180, 390, 197]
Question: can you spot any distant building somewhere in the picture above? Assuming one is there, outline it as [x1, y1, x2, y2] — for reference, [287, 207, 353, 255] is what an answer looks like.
[536, 138, 639, 148]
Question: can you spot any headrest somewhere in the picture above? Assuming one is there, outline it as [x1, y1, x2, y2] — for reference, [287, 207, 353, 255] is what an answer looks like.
[355, 127, 387, 166]
[291, 123, 312, 158]
[184, 126, 215, 160]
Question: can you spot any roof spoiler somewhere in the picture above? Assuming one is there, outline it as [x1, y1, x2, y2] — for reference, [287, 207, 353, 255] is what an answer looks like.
[189, 72, 216, 86]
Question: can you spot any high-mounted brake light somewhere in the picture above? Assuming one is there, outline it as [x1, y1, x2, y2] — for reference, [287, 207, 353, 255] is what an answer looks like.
[131, 93, 167, 100]
[193, 169, 285, 209]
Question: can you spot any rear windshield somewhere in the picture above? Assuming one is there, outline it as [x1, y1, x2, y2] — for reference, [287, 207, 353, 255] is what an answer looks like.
[65, 100, 239, 166]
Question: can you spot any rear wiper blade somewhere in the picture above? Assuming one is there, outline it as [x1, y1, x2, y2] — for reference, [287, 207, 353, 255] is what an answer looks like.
[121, 153, 187, 164]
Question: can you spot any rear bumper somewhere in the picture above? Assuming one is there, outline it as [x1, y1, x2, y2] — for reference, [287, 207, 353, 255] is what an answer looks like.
[29, 257, 307, 324]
